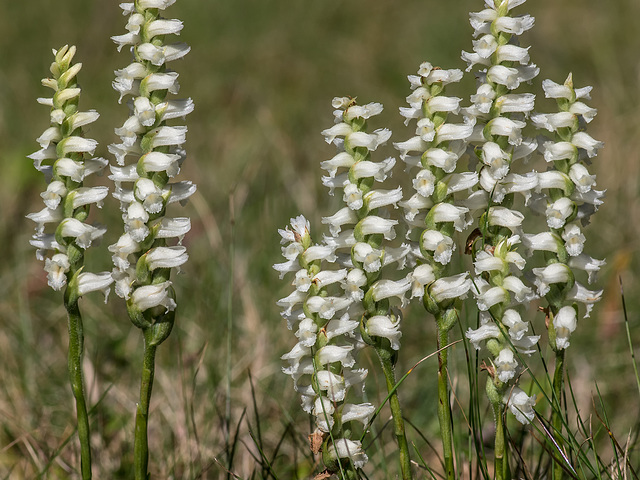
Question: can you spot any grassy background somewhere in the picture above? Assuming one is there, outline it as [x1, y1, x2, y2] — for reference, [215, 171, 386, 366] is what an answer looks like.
[1, 0, 639, 478]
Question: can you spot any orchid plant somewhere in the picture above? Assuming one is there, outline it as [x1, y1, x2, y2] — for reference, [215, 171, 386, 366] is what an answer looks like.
[276, 0, 604, 478]
[24, 0, 607, 479]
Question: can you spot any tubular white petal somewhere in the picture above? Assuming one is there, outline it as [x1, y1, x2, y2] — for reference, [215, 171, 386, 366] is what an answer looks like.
[146, 246, 188, 269]
[430, 273, 471, 302]
[77, 272, 114, 303]
[44, 254, 70, 291]
[131, 281, 176, 312]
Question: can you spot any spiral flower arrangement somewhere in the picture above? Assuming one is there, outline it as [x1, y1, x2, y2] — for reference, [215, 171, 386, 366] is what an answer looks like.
[27, 45, 113, 480]
[108, 1, 195, 478]
[21, 0, 612, 478]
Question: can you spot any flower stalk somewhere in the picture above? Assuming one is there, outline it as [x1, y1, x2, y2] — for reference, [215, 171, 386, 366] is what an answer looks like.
[395, 61, 475, 480]
[527, 72, 605, 480]
[109, 1, 194, 477]
[28, 45, 113, 480]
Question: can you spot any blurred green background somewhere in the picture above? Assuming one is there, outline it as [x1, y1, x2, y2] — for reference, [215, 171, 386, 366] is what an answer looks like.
[1, 0, 638, 478]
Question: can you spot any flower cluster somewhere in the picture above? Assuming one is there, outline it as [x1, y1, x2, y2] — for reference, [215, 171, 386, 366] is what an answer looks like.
[461, 0, 541, 424]
[276, 98, 417, 473]
[394, 62, 475, 320]
[321, 98, 411, 348]
[275, 216, 372, 471]
[108, 0, 195, 322]
[28, 45, 113, 300]
[526, 73, 605, 349]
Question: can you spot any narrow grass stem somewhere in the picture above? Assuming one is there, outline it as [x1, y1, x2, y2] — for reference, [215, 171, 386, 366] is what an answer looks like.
[436, 320, 455, 480]
[134, 329, 158, 480]
[375, 346, 412, 480]
[64, 295, 92, 480]
[552, 349, 565, 480]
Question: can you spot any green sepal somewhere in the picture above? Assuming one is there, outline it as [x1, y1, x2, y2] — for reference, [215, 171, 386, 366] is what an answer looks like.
[144, 308, 175, 347]
[64, 266, 83, 306]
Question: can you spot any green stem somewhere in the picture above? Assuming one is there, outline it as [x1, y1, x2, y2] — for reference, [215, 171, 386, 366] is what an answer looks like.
[65, 294, 92, 480]
[493, 401, 506, 480]
[134, 329, 158, 480]
[436, 323, 455, 480]
[552, 349, 565, 480]
[375, 346, 412, 480]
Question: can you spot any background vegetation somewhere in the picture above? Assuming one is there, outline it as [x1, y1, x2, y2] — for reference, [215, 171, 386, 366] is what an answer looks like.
[0, 0, 638, 478]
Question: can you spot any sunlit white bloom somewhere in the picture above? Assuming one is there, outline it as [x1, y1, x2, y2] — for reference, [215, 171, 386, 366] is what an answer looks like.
[424, 147, 460, 173]
[328, 438, 368, 469]
[145, 246, 188, 270]
[358, 216, 398, 240]
[430, 203, 470, 231]
[495, 348, 517, 383]
[342, 269, 367, 301]
[59, 218, 106, 249]
[410, 264, 436, 299]
[77, 272, 114, 303]
[505, 387, 536, 424]
[466, 324, 501, 350]
[44, 253, 70, 290]
[353, 242, 383, 273]
[131, 281, 176, 312]
[553, 306, 578, 349]
[430, 273, 471, 302]
[533, 263, 572, 296]
[421, 229, 455, 265]
[366, 315, 402, 350]
[502, 309, 529, 341]
[488, 206, 524, 230]
[568, 253, 605, 284]
[546, 197, 574, 229]
[372, 278, 411, 306]
[316, 345, 355, 368]
[413, 169, 436, 198]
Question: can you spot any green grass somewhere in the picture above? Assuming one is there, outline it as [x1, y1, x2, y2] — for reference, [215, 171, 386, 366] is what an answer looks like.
[1, 0, 639, 478]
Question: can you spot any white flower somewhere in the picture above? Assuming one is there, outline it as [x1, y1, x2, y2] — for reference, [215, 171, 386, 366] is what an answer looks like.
[44, 253, 70, 291]
[76, 272, 114, 303]
[59, 218, 106, 249]
[410, 264, 436, 299]
[353, 242, 382, 273]
[343, 182, 363, 210]
[372, 278, 411, 306]
[562, 223, 585, 257]
[413, 169, 436, 198]
[546, 197, 574, 229]
[328, 439, 368, 469]
[145, 246, 188, 270]
[505, 387, 536, 424]
[553, 306, 578, 349]
[533, 263, 572, 296]
[466, 324, 501, 350]
[40, 181, 67, 210]
[430, 203, 470, 232]
[358, 216, 398, 240]
[430, 273, 471, 302]
[495, 348, 517, 383]
[421, 230, 455, 265]
[341, 402, 376, 426]
[316, 345, 355, 368]
[366, 315, 402, 350]
[488, 207, 524, 230]
[130, 281, 176, 312]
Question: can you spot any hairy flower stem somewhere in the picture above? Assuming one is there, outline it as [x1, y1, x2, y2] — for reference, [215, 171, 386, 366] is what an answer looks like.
[64, 292, 92, 480]
[134, 329, 158, 480]
[436, 319, 455, 480]
[492, 400, 506, 480]
[375, 346, 412, 480]
[552, 349, 566, 480]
